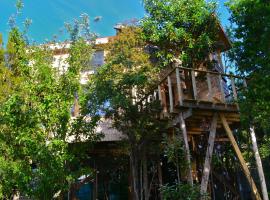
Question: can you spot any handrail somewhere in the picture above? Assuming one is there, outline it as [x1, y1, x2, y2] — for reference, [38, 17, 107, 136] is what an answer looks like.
[158, 66, 246, 85]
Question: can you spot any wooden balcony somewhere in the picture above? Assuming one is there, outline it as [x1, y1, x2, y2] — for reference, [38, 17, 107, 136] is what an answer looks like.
[136, 66, 248, 136]
[156, 67, 247, 115]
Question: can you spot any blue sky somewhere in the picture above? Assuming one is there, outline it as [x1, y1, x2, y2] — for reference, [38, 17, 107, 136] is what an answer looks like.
[0, 0, 231, 44]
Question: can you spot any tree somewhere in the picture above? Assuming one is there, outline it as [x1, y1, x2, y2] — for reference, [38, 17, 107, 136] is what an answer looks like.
[227, 0, 270, 199]
[142, 0, 219, 68]
[0, 18, 97, 199]
[85, 26, 166, 200]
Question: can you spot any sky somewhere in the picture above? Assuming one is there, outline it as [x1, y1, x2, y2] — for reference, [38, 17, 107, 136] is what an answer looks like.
[0, 0, 231, 44]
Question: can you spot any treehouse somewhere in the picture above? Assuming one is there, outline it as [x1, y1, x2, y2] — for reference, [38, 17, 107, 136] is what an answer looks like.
[50, 23, 265, 200]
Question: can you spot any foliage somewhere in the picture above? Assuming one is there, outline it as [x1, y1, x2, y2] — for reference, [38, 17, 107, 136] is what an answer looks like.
[227, 1, 270, 195]
[227, 0, 270, 130]
[0, 14, 97, 199]
[163, 133, 186, 168]
[142, 0, 219, 68]
[85, 26, 165, 200]
[227, 0, 270, 155]
[86, 26, 163, 141]
[161, 183, 207, 200]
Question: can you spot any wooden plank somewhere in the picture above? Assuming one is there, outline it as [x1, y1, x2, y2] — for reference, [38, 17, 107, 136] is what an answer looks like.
[160, 84, 168, 114]
[207, 72, 213, 101]
[220, 114, 262, 200]
[176, 68, 183, 106]
[158, 85, 162, 101]
[219, 75, 225, 103]
[167, 75, 174, 113]
[179, 113, 193, 185]
[230, 76, 238, 101]
[200, 113, 218, 195]
[191, 70, 197, 100]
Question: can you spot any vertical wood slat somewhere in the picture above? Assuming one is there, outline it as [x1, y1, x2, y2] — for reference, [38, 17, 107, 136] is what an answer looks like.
[191, 69, 197, 100]
[220, 114, 262, 200]
[176, 68, 183, 106]
[219, 74, 225, 103]
[207, 72, 213, 101]
[201, 113, 218, 195]
[230, 76, 238, 101]
[167, 75, 174, 113]
[158, 85, 162, 101]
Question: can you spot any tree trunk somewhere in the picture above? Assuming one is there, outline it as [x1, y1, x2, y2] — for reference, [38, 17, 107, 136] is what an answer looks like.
[250, 126, 269, 200]
[130, 149, 140, 200]
[142, 151, 149, 200]
[157, 161, 163, 200]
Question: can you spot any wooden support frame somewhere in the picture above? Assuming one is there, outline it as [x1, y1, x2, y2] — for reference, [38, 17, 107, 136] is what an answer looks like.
[220, 113, 262, 200]
[200, 113, 218, 195]
[179, 112, 193, 185]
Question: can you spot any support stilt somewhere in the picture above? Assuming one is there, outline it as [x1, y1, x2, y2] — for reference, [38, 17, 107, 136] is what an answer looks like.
[220, 114, 262, 200]
[179, 112, 193, 185]
[200, 113, 218, 195]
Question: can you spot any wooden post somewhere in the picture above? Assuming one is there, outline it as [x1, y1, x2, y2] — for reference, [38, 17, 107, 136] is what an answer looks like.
[207, 72, 213, 102]
[200, 113, 218, 195]
[179, 113, 193, 185]
[230, 76, 238, 101]
[220, 114, 262, 200]
[250, 126, 269, 200]
[219, 75, 225, 103]
[167, 75, 174, 113]
[176, 68, 183, 106]
[158, 85, 162, 102]
[160, 84, 168, 114]
[191, 69, 197, 100]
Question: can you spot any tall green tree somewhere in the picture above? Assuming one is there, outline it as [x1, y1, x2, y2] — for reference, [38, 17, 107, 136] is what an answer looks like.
[0, 22, 97, 199]
[227, 0, 270, 199]
[85, 26, 165, 200]
[142, 0, 219, 68]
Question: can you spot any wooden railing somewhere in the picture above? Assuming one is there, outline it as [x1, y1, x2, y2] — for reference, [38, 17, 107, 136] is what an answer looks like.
[141, 67, 247, 114]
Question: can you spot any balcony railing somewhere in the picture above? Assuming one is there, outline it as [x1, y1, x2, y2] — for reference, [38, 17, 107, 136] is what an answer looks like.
[142, 67, 247, 114]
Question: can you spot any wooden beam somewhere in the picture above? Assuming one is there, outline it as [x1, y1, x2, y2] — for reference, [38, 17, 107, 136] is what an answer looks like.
[179, 112, 193, 185]
[158, 85, 162, 101]
[160, 84, 168, 114]
[176, 68, 183, 106]
[219, 75, 225, 103]
[191, 70, 197, 100]
[167, 75, 174, 113]
[230, 76, 238, 102]
[220, 113, 262, 200]
[207, 72, 213, 102]
[201, 113, 218, 195]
